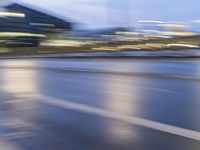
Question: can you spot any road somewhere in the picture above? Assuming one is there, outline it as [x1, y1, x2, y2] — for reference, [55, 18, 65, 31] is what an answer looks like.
[0, 58, 200, 150]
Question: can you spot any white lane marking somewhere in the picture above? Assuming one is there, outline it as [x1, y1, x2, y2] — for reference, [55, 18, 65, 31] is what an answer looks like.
[36, 95, 200, 141]
[171, 75, 200, 79]
[143, 87, 177, 94]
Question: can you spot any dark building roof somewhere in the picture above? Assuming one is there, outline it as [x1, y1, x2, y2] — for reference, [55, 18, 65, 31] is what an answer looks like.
[0, 16, 39, 33]
[4, 3, 72, 33]
[0, 3, 74, 46]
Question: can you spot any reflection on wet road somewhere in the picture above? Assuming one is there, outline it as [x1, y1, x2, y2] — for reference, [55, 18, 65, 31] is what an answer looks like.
[0, 58, 200, 150]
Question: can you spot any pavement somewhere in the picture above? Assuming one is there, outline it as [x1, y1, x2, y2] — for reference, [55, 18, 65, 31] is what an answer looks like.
[0, 58, 200, 150]
[2, 49, 200, 59]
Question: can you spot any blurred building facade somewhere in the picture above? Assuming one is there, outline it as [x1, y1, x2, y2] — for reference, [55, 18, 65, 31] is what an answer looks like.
[0, 1, 73, 46]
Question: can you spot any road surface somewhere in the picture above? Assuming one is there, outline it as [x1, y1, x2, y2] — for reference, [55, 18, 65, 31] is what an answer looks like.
[0, 58, 200, 150]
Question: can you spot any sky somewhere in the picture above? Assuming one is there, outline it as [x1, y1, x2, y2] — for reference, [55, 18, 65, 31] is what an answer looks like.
[10, 0, 200, 28]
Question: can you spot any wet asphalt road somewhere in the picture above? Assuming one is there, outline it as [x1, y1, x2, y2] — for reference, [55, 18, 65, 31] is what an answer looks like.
[0, 58, 200, 150]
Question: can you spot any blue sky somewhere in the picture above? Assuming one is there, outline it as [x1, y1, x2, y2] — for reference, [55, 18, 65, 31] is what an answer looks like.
[12, 0, 200, 28]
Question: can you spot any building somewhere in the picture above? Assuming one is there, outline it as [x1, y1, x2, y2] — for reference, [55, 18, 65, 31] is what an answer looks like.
[0, 2, 73, 46]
